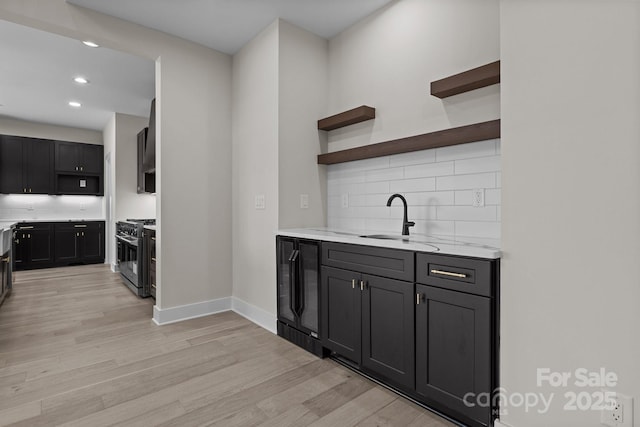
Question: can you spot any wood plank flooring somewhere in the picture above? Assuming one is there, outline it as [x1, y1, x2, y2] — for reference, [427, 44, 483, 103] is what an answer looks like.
[0, 265, 455, 427]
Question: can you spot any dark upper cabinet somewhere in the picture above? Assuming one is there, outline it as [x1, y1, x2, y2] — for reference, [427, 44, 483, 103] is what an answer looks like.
[415, 284, 492, 426]
[142, 98, 156, 173]
[54, 222, 104, 265]
[54, 141, 104, 196]
[13, 223, 54, 270]
[54, 141, 103, 174]
[0, 135, 53, 194]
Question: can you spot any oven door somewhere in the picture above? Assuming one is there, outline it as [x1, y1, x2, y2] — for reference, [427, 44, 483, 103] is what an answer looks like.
[116, 235, 139, 287]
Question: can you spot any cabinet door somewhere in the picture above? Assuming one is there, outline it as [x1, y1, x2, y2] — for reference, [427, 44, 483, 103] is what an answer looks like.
[55, 141, 80, 172]
[298, 240, 319, 335]
[13, 231, 27, 269]
[81, 144, 103, 174]
[54, 226, 79, 263]
[26, 139, 53, 194]
[81, 223, 104, 260]
[416, 284, 492, 426]
[362, 274, 415, 389]
[321, 266, 361, 364]
[29, 226, 54, 266]
[276, 238, 296, 324]
[0, 136, 25, 193]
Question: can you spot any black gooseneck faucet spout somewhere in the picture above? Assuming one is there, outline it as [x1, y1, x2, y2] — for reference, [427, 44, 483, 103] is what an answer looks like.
[386, 193, 415, 236]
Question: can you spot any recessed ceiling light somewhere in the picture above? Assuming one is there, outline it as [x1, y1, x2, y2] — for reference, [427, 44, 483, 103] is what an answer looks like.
[82, 40, 99, 48]
[73, 76, 89, 84]
[68, 101, 82, 108]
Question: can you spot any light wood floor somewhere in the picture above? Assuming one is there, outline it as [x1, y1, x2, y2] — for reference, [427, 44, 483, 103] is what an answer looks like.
[0, 265, 454, 427]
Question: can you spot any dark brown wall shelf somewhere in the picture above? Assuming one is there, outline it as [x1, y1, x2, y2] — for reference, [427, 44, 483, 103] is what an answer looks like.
[431, 61, 500, 99]
[318, 105, 375, 131]
[317, 120, 500, 165]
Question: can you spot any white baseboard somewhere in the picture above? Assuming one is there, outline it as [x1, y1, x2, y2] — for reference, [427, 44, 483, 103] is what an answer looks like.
[152, 296, 277, 334]
[232, 297, 277, 334]
[153, 297, 232, 325]
[110, 263, 118, 273]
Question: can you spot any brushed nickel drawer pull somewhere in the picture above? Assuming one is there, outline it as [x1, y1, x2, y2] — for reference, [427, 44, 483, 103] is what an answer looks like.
[430, 269, 467, 278]
[74, 225, 87, 228]
[151, 237, 156, 241]
[151, 257, 156, 262]
[352, 279, 355, 289]
[416, 293, 420, 305]
[19, 226, 34, 230]
[151, 284, 156, 289]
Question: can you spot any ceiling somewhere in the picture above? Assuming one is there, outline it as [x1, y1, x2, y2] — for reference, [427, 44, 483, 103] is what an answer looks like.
[0, 1, 393, 132]
[0, 19, 155, 131]
[67, 0, 394, 55]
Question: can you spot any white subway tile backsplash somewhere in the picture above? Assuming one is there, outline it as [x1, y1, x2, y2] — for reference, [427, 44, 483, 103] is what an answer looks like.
[389, 177, 436, 193]
[436, 173, 496, 191]
[454, 156, 500, 175]
[437, 206, 497, 222]
[389, 149, 435, 167]
[365, 167, 404, 183]
[435, 139, 497, 162]
[327, 139, 501, 240]
[496, 172, 502, 188]
[404, 161, 454, 179]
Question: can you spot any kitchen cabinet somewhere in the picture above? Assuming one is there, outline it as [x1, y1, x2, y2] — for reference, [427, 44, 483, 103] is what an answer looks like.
[321, 243, 416, 390]
[54, 141, 103, 174]
[0, 248, 11, 307]
[0, 135, 54, 194]
[13, 223, 54, 270]
[143, 228, 156, 298]
[276, 237, 325, 357]
[54, 141, 104, 196]
[415, 252, 498, 427]
[53, 222, 105, 265]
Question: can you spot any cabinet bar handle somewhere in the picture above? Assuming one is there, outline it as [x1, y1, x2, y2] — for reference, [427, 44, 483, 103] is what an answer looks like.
[2, 257, 9, 263]
[151, 237, 156, 241]
[430, 269, 467, 278]
[151, 284, 156, 289]
[19, 226, 34, 230]
[352, 279, 355, 289]
[360, 280, 364, 291]
[151, 257, 156, 262]
[74, 225, 87, 228]
[416, 293, 420, 305]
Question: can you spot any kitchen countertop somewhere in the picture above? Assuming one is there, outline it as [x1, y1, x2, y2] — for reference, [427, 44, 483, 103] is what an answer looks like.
[4, 219, 106, 223]
[277, 228, 501, 259]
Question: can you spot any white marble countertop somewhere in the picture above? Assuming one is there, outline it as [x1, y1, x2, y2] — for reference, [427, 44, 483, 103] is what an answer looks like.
[277, 228, 501, 259]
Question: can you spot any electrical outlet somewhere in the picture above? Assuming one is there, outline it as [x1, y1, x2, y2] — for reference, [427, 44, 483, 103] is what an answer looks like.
[254, 195, 265, 210]
[341, 194, 349, 208]
[300, 194, 309, 209]
[601, 392, 633, 427]
[472, 189, 485, 207]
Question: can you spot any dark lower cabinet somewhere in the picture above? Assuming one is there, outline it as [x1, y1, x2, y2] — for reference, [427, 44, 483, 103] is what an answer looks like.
[416, 284, 492, 426]
[14, 221, 104, 271]
[143, 228, 156, 298]
[321, 265, 415, 389]
[54, 222, 104, 266]
[13, 223, 54, 270]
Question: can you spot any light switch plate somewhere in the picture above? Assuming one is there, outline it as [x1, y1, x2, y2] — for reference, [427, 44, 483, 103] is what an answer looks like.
[300, 194, 309, 209]
[255, 195, 265, 210]
[341, 194, 349, 208]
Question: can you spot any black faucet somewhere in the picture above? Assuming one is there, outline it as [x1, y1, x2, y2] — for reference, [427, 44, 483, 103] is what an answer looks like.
[386, 193, 415, 236]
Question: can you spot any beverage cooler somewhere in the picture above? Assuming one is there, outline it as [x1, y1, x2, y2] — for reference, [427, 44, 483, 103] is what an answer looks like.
[276, 236, 326, 357]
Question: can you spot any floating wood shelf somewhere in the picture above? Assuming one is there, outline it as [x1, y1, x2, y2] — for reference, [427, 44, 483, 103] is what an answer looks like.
[317, 120, 500, 165]
[431, 61, 500, 99]
[317, 105, 376, 131]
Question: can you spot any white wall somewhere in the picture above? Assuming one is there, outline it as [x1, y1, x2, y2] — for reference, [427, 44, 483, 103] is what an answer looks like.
[0, 116, 102, 144]
[327, 139, 501, 240]
[232, 21, 280, 316]
[500, 1, 640, 426]
[0, 0, 233, 312]
[327, 0, 500, 153]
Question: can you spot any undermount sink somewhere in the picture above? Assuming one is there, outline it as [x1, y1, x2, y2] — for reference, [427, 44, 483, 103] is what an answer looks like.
[359, 234, 409, 241]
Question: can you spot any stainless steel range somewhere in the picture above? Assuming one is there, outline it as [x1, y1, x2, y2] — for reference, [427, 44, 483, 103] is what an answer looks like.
[116, 219, 155, 297]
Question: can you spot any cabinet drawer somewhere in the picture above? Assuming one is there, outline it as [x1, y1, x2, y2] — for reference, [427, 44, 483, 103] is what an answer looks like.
[416, 253, 494, 297]
[322, 242, 414, 282]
